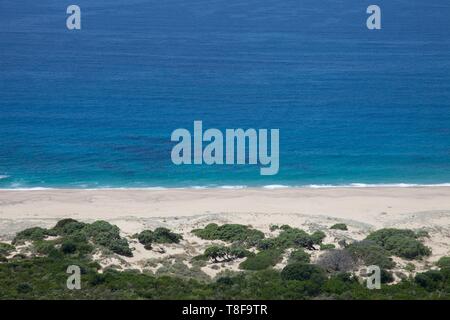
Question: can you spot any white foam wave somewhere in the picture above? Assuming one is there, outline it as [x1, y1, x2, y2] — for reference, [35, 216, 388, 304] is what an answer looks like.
[262, 185, 290, 189]
[1, 183, 450, 191]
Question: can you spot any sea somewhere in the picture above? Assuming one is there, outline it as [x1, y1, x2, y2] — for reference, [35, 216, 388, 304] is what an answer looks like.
[1, 0, 450, 189]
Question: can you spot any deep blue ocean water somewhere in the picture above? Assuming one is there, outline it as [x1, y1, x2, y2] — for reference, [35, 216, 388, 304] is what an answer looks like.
[1, 0, 450, 188]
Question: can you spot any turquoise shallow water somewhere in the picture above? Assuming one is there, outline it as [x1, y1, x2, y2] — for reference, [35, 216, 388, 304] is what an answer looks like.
[1, 0, 450, 188]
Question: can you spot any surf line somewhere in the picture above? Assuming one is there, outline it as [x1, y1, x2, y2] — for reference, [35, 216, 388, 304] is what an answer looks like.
[171, 121, 279, 175]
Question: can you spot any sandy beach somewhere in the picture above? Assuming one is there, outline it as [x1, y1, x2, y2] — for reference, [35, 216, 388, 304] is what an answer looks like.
[1, 186, 450, 279]
[1, 187, 450, 232]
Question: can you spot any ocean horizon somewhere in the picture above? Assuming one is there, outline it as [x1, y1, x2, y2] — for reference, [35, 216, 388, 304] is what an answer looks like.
[1, 0, 450, 189]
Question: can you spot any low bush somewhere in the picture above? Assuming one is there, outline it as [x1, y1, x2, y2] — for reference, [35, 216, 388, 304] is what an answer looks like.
[152, 227, 182, 244]
[52, 218, 87, 235]
[310, 231, 326, 245]
[272, 227, 315, 250]
[330, 223, 348, 231]
[281, 263, 327, 283]
[287, 249, 310, 264]
[346, 240, 395, 269]
[192, 224, 264, 243]
[365, 228, 431, 259]
[204, 245, 250, 263]
[61, 241, 77, 254]
[436, 256, 450, 269]
[137, 228, 182, 250]
[415, 270, 445, 291]
[13, 227, 56, 244]
[0, 243, 15, 256]
[239, 249, 283, 270]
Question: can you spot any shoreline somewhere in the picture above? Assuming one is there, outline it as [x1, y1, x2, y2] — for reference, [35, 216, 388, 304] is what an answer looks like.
[1, 186, 450, 229]
[1, 186, 449, 273]
[2, 183, 450, 191]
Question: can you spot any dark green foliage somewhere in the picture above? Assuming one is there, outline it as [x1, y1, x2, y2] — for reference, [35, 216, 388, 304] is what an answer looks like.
[346, 240, 396, 269]
[310, 231, 326, 244]
[256, 239, 277, 250]
[281, 263, 326, 283]
[330, 223, 348, 231]
[272, 227, 315, 250]
[239, 249, 283, 270]
[381, 269, 395, 284]
[204, 245, 229, 262]
[137, 228, 182, 250]
[109, 238, 133, 257]
[204, 245, 250, 263]
[52, 219, 87, 236]
[137, 230, 154, 248]
[16, 282, 33, 294]
[287, 249, 310, 264]
[84, 220, 132, 257]
[33, 241, 58, 255]
[13, 227, 55, 244]
[437, 256, 450, 269]
[365, 228, 431, 259]
[0, 245, 449, 300]
[415, 270, 446, 291]
[61, 241, 77, 254]
[1, 222, 450, 300]
[153, 227, 182, 243]
[0, 243, 15, 256]
[192, 224, 264, 243]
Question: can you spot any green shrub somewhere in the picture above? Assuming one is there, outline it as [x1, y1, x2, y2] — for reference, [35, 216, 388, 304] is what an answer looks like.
[53, 219, 87, 236]
[84, 221, 132, 257]
[0, 243, 15, 256]
[61, 241, 77, 254]
[320, 243, 336, 250]
[239, 249, 283, 270]
[256, 239, 277, 250]
[109, 238, 133, 257]
[281, 263, 326, 283]
[33, 241, 57, 255]
[274, 227, 314, 249]
[365, 228, 431, 259]
[13, 227, 55, 244]
[436, 256, 450, 269]
[16, 283, 33, 294]
[204, 245, 229, 262]
[311, 231, 326, 244]
[415, 270, 445, 291]
[152, 228, 182, 244]
[346, 240, 395, 269]
[137, 230, 154, 248]
[330, 223, 348, 231]
[384, 235, 431, 259]
[380, 269, 395, 284]
[137, 228, 182, 250]
[288, 249, 310, 264]
[404, 263, 416, 272]
[204, 245, 251, 262]
[192, 224, 264, 243]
